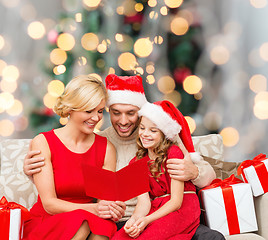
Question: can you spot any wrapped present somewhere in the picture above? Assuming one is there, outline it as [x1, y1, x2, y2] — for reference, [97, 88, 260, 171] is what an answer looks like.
[200, 175, 258, 236]
[0, 196, 30, 240]
[237, 153, 268, 197]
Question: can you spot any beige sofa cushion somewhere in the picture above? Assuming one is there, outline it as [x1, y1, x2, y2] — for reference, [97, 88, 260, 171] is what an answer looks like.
[0, 139, 38, 209]
[193, 134, 224, 161]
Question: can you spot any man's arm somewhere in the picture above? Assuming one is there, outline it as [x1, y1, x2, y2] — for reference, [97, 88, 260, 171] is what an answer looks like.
[166, 143, 216, 188]
[23, 140, 45, 181]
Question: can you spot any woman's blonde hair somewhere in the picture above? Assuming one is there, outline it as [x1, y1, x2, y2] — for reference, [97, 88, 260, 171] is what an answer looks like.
[136, 131, 173, 179]
[54, 75, 107, 118]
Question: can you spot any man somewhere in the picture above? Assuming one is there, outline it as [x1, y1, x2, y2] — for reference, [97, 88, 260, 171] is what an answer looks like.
[24, 74, 224, 239]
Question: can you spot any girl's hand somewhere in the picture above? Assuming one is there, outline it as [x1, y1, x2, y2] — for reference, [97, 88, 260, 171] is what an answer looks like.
[124, 217, 140, 238]
[135, 216, 150, 234]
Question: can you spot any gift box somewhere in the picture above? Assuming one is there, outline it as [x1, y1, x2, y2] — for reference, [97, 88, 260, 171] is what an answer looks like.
[237, 153, 268, 197]
[200, 175, 258, 236]
[0, 196, 30, 240]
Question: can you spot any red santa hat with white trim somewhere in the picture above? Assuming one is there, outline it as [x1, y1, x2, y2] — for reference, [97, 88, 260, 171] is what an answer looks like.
[105, 74, 147, 108]
[138, 100, 201, 163]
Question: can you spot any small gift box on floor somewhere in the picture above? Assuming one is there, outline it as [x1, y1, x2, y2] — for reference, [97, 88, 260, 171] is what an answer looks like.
[237, 153, 268, 197]
[200, 175, 258, 236]
[0, 196, 30, 240]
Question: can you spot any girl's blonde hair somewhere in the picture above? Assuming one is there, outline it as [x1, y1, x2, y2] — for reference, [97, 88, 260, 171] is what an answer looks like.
[136, 131, 173, 179]
[54, 75, 107, 118]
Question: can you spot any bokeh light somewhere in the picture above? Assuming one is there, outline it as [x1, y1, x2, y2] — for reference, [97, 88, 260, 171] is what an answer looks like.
[0, 35, 5, 50]
[75, 13, 82, 22]
[250, 0, 267, 8]
[157, 76, 176, 94]
[43, 93, 58, 109]
[148, 0, 157, 7]
[118, 52, 137, 71]
[134, 38, 153, 58]
[135, 67, 144, 75]
[164, 0, 183, 8]
[185, 116, 196, 134]
[6, 99, 23, 116]
[254, 101, 268, 119]
[81, 33, 99, 51]
[0, 119, 14, 137]
[183, 75, 202, 94]
[0, 60, 7, 76]
[1, 0, 20, 8]
[2, 65, 20, 82]
[78, 56, 87, 66]
[146, 75, 155, 84]
[53, 65, 66, 75]
[259, 42, 268, 61]
[146, 63, 155, 74]
[27, 21, 46, 39]
[0, 80, 17, 93]
[83, 0, 102, 8]
[249, 74, 267, 93]
[135, 3, 144, 12]
[210, 45, 230, 65]
[47, 80, 65, 97]
[220, 127, 239, 147]
[254, 91, 268, 119]
[164, 91, 182, 107]
[57, 33, 75, 51]
[160, 6, 168, 15]
[50, 48, 67, 65]
[154, 35, 163, 44]
[149, 11, 158, 20]
[170, 17, 189, 36]
[0, 92, 14, 110]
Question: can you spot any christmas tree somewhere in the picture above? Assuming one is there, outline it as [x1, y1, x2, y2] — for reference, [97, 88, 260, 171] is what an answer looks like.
[30, 0, 203, 134]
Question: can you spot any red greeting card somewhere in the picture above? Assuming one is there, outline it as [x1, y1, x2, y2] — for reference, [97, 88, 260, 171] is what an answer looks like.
[82, 159, 150, 201]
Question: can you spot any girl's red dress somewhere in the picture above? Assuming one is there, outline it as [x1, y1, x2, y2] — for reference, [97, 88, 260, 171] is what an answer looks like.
[23, 130, 117, 240]
[112, 145, 200, 240]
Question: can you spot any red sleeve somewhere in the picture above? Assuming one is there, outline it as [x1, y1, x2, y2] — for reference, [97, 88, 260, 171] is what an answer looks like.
[167, 145, 184, 159]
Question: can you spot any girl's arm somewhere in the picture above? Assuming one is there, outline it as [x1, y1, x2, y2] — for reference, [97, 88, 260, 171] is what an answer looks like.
[134, 178, 184, 234]
[32, 134, 99, 216]
[124, 192, 151, 237]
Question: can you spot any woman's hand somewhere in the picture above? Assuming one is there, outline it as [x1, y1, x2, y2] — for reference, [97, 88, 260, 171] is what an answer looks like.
[97, 200, 126, 221]
[109, 201, 126, 221]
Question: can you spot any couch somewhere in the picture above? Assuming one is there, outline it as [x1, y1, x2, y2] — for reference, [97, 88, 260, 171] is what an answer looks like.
[0, 134, 267, 239]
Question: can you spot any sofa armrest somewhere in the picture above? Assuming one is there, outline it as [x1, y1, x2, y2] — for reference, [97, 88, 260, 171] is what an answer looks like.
[255, 192, 268, 239]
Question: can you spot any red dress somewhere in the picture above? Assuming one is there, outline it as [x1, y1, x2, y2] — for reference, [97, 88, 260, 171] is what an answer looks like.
[23, 130, 117, 240]
[112, 145, 200, 240]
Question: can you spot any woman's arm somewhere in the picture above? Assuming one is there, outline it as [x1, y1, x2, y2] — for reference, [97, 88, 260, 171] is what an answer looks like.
[32, 134, 99, 216]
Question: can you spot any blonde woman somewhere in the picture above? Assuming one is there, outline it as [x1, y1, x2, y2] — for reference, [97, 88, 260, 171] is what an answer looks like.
[23, 76, 121, 240]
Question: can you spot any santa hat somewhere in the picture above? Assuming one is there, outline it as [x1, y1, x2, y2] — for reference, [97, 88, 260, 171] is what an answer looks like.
[138, 100, 201, 163]
[105, 74, 147, 108]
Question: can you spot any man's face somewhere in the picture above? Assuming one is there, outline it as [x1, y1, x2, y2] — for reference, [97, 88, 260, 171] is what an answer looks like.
[109, 104, 140, 138]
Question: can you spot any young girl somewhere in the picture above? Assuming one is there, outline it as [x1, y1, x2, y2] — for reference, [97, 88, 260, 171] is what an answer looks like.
[23, 75, 123, 240]
[112, 100, 201, 240]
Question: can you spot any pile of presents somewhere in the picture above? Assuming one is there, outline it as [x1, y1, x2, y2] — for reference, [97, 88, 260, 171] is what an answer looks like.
[200, 153, 268, 236]
[1, 153, 268, 239]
